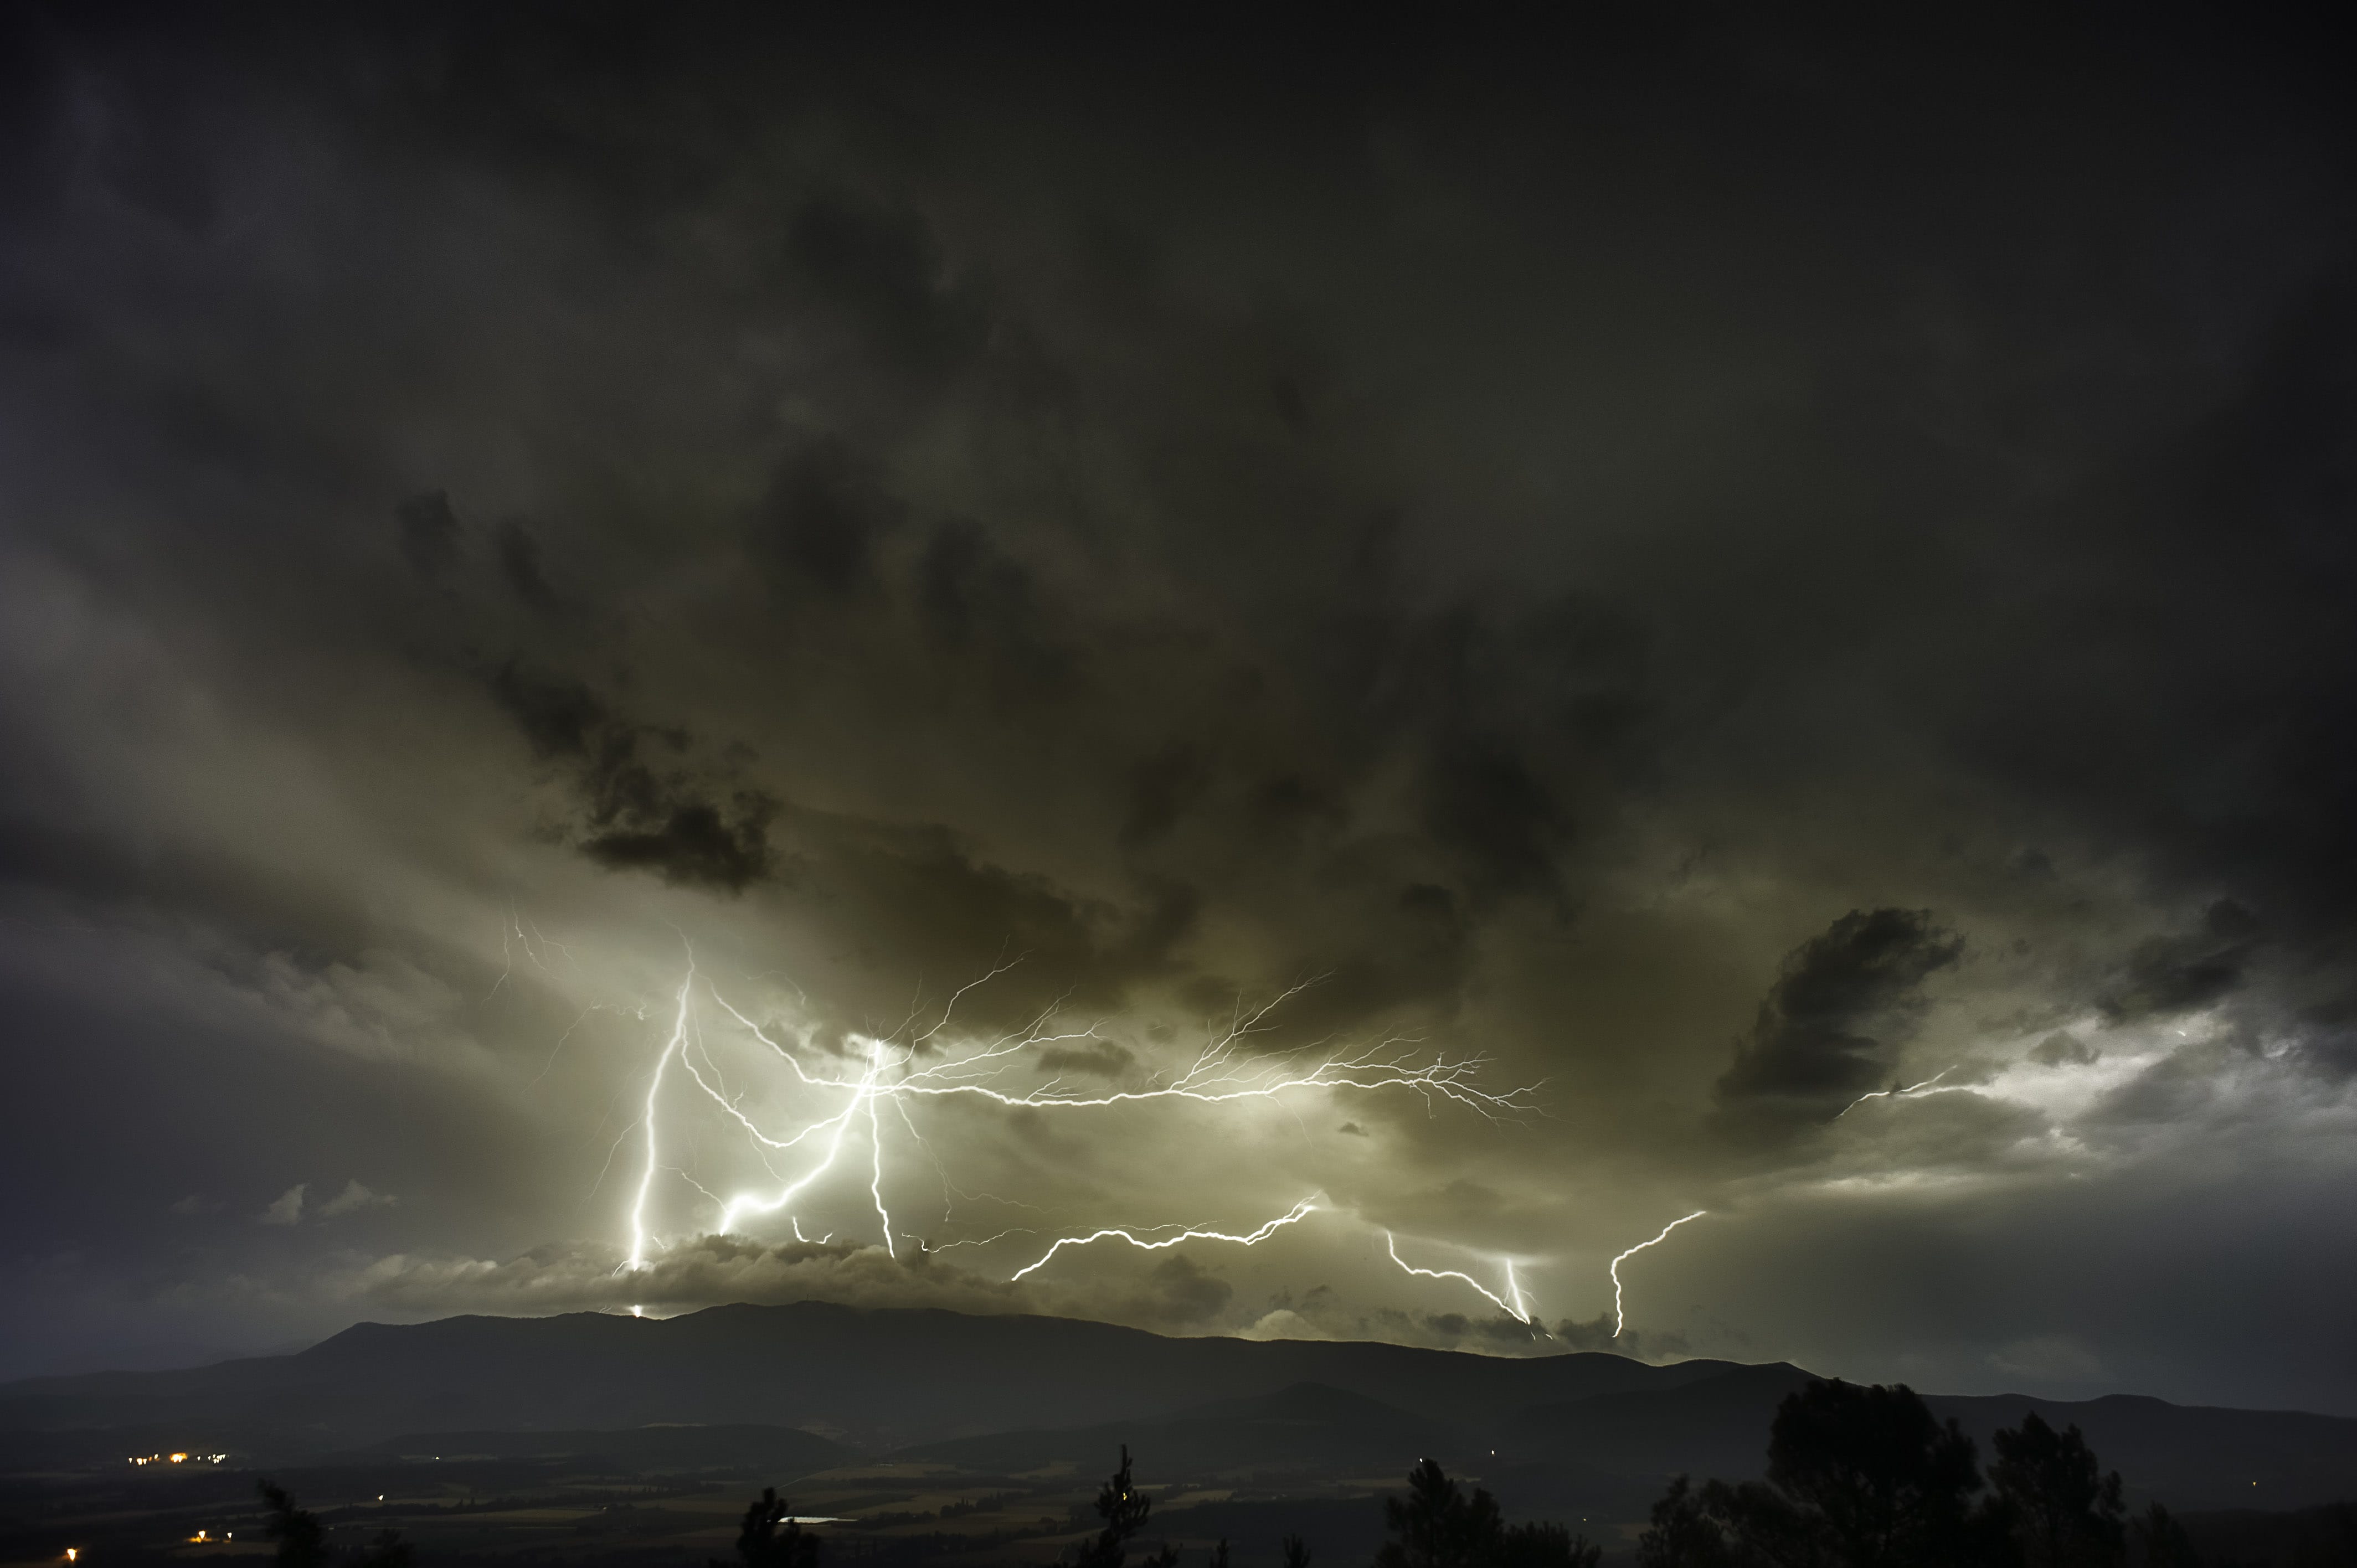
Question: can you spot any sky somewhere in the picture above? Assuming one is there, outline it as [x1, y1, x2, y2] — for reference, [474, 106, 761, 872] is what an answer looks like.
[2, 8, 2355, 1415]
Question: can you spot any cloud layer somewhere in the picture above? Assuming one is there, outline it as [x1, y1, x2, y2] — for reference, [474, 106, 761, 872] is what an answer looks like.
[1, 8, 2354, 1411]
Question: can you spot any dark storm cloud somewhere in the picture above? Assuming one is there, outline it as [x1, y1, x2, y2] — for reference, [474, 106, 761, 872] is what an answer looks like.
[1120, 743, 1211, 848]
[785, 191, 991, 384]
[493, 518, 558, 610]
[487, 663, 770, 891]
[917, 520, 1057, 668]
[750, 439, 904, 603]
[4, 4, 2357, 1403]
[2100, 899, 2260, 1024]
[396, 492, 461, 580]
[487, 665, 608, 759]
[582, 798, 774, 893]
[2028, 1032, 2097, 1069]
[1716, 909, 1964, 1125]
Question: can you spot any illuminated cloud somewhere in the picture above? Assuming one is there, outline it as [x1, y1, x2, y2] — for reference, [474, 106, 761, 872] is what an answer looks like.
[319, 1180, 398, 1218]
[1, 7, 2354, 1416]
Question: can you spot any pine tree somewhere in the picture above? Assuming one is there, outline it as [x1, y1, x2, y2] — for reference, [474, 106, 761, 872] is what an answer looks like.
[1078, 1446, 1166, 1568]
[734, 1487, 820, 1568]
[1375, 1459, 1597, 1568]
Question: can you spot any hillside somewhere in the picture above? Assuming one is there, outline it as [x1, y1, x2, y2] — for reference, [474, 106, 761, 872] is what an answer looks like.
[3, 1302, 2353, 1513]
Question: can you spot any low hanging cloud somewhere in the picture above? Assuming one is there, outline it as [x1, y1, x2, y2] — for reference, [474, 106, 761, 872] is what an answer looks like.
[320, 1179, 398, 1218]
[485, 662, 775, 894]
[345, 1237, 1031, 1322]
[259, 1185, 307, 1226]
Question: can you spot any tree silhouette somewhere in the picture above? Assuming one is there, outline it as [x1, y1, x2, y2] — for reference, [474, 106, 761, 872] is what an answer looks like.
[1636, 1380, 2005, 1568]
[255, 1482, 410, 1568]
[1499, 1521, 1603, 1568]
[1079, 1446, 1175, 1568]
[1375, 1459, 1599, 1568]
[733, 1487, 820, 1568]
[1281, 1533, 1313, 1568]
[1990, 1412, 2126, 1568]
[1635, 1477, 1733, 1568]
[1377, 1458, 1501, 1568]
[2130, 1503, 2200, 1568]
[258, 1481, 325, 1568]
[1635, 1382, 2176, 1568]
[1767, 1379, 1992, 1567]
[354, 1530, 413, 1568]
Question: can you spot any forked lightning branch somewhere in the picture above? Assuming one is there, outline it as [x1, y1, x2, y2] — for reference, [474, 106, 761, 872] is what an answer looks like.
[615, 953, 1700, 1334]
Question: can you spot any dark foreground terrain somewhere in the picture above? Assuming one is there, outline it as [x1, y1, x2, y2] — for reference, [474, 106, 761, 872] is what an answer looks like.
[3, 1304, 2352, 1567]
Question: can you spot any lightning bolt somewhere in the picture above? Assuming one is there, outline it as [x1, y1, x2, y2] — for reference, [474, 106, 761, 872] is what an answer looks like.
[708, 1046, 880, 1240]
[866, 1075, 896, 1259]
[1836, 1065, 1959, 1117]
[1011, 1200, 1318, 1281]
[624, 964, 694, 1272]
[613, 960, 1539, 1305]
[1610, 1210, 1706, 1337]
[1504, 1258, 1534, 1325]
[1384, 1232, 1536, 1324]
[926, 1225, 1038, 1252]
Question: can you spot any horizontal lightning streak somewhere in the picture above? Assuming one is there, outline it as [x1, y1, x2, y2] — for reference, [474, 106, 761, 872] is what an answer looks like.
[927, 1226, 1039, 1252]
[1011, 1200, 1318, 1281]
[890, 1061, 1526, 1115]
[1836, 1065, 1959, 1117]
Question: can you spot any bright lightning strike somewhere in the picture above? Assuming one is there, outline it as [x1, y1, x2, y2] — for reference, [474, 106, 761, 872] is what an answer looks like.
[615, 961, 1537, 1281]
[1609, 1210, 1706, 1337]
[1011, 1200, 1319, 1281]
[1385, 1232, 1536, 1325]
[1505, 1259, 1533, 1324]
[1836, 1065, 1959, 1117]
[624, 966, 694, 1272]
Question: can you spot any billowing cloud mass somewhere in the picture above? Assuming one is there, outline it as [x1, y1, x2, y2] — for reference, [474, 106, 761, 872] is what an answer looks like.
[2, 9, 2355, 1412]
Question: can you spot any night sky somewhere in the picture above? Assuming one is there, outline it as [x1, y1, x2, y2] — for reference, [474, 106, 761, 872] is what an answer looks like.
[4, 9, 2355, 1415]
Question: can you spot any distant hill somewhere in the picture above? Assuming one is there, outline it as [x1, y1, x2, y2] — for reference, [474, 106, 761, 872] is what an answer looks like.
[1, 1302, 2351, 1513]
[1932, 1392, 2357, 1514]
[1502, 1363, 2357, 1513]
[0, 1301, 1732, 1453]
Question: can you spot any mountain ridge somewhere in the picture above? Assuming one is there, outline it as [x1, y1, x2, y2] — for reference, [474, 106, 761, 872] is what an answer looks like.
[0, 1301, 1738, 1451]
[3, 1302, 2353, 1511]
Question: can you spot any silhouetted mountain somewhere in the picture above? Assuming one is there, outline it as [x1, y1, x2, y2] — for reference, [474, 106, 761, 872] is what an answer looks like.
[1502, 1362, 2357, 1512]
[1932, 1392, 2357, 1513]
[0, 1301, 1732, 1452]
[1, 1302, 2351, 1514]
